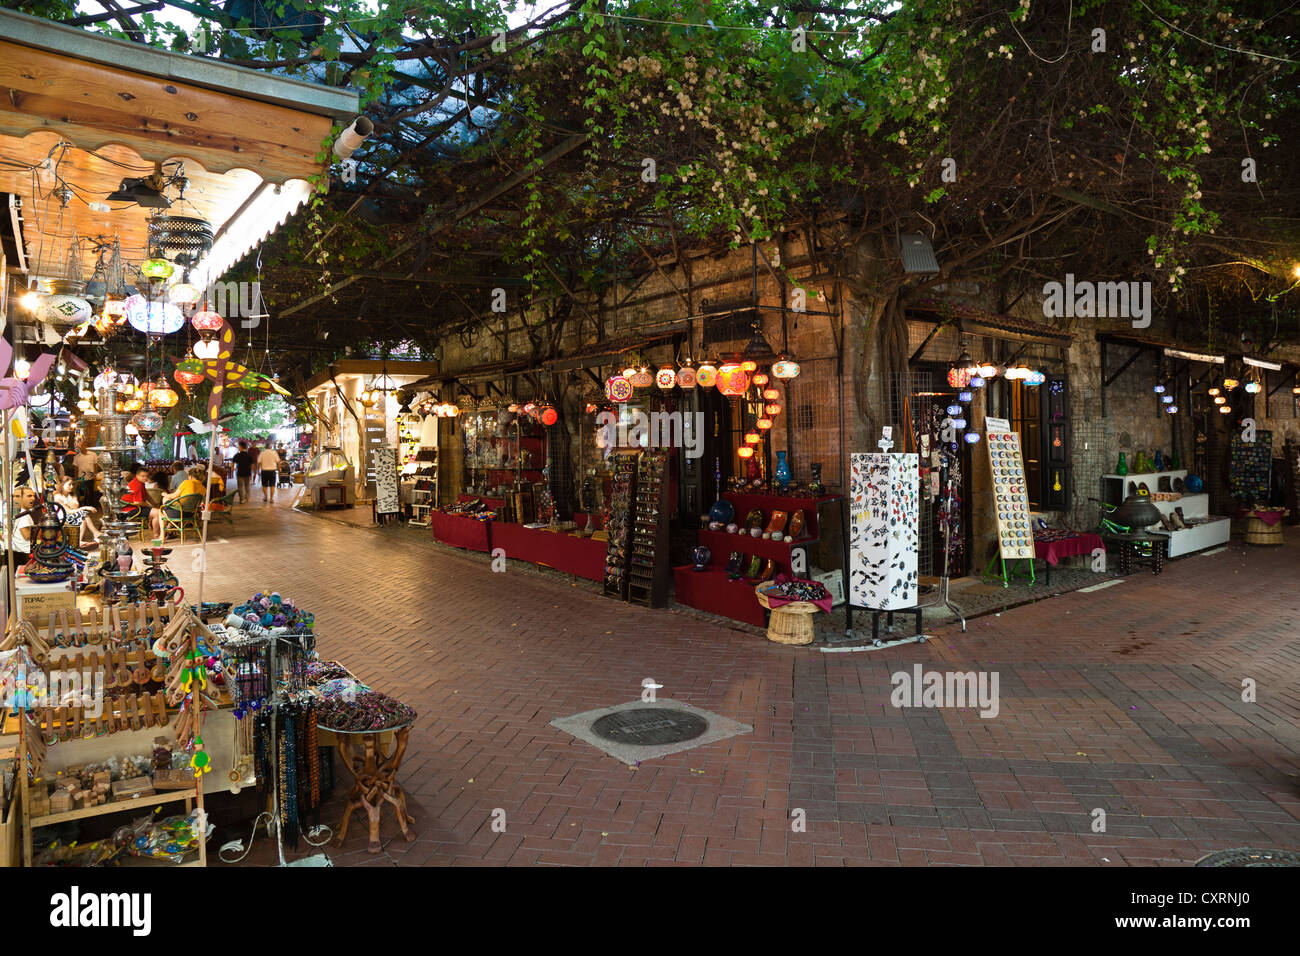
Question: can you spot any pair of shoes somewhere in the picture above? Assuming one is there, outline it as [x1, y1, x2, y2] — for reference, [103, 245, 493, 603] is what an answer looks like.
[1169, 508, 1187, 530]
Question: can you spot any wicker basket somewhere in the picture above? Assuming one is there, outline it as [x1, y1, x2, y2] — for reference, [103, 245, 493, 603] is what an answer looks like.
[1243, 514, 1285, 546]
[755, 583, 819, 645]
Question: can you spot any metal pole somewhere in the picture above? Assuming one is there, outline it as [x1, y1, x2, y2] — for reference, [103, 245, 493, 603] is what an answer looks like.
[4, 409, 13, 619]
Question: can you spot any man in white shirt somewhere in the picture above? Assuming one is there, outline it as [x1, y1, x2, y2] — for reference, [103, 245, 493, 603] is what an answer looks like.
[257, 445, 281, 503]
[3, 486, 37, 568]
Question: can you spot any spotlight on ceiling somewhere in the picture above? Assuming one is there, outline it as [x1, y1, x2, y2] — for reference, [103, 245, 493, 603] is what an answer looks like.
[106, 163, 172, 209]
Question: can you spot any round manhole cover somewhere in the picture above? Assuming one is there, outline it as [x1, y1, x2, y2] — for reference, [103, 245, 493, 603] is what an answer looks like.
[1196, 848, 1300, 867]
[591, 708, 709, 746]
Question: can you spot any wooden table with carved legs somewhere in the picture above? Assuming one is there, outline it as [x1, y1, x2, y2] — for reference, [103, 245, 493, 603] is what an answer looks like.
[328, 723, 415, 854]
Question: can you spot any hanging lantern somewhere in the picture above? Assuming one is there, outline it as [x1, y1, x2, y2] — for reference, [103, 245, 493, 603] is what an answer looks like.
[761, 387, 780, 401]
[969, 375, 986, 388]
[677, 365, 697, 389]
[630, 367, 654, 388]
[140, 257, 174, 281]
[1207, 387, 1220, 396]
[131, 409, 164, 443]
[37, 293, 93, 332]
[125, 294, 183, 334]
[947, 366, 972, 389]
[122, 395, 143, 412]
[1025, 371, 1046, 386]
[191, 310, 223, 336]
[947, 404, 962, 416]
[1218, 405, 1232, 415]
[737, 446, 754, 459]
[1166, 405, 1178, 414]
[964, 431, 981, 444]
[765, 403, 782, 416]
[756, 418, 773, 430]
[740, 359, 758, 373]
[1244, 380, 1261, 394]
[76, 397, 92, 412]
[978, 362, 999, 379]
[148, 380, 178, 409]
[696, 362, 718, 388]
[1222, 377, 1240, 390]
[745, 432, 761, 444]
[656, 367, 677, 390]
[540, 406, 559, 426]
[716, 364, 750, 397]
[606, 375, 633, 402]
[771, 359, 800, 379]
[169, 282, 202, 305]
[958, 390, 973, 403]
[1213, 395, 1226, 405]
[174, 364, 204, 390]
[1153, 383, 1166, 394]
[951, 418, 967, 429]
[1161, 395, 1174, 405]
[752, 372, 769, 387]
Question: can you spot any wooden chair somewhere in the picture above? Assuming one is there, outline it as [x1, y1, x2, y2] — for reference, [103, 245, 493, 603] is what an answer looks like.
[159, 493, 204, 543]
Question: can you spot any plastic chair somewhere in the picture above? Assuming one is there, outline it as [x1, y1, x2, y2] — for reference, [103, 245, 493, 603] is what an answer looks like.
[159, 493, 204, 543]
[205, 491, 236, 525]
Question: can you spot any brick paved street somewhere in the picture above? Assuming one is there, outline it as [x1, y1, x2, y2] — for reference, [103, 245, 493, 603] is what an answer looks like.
[185, 498, 1300, 866]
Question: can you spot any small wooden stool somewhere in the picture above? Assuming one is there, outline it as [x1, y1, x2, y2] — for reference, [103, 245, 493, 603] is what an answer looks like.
[755, 584, 819, 645]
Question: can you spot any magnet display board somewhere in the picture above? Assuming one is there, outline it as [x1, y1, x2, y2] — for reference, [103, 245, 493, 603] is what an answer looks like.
[986, 417, 1033, 560]
[848, 452, 919, 610]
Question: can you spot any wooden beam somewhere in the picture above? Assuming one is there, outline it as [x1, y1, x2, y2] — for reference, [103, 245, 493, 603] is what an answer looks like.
[0, 38, 332, 182]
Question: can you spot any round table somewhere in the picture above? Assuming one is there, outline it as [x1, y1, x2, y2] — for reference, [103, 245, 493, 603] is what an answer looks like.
[321, 720, 415, 854]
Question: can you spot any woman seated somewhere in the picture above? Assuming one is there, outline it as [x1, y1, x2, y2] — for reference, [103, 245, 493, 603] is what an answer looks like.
[53, 476, 102, 546]
[206, 465, 230, 511]
[149, 467, 206, 539]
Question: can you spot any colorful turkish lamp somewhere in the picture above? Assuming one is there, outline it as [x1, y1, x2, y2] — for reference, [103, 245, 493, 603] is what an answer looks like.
[771, 359, 800, 379]
[756, 418, 773, 430]
[1166, 405, 1178, 414]
[174, 364, 204, 390]
[1153, 383, 1166, 394]
[630, 367, 654, 388]
[765, 403, 782, 416]
[695, 362, 718, 388]
[131, 409, 164, 442]
[1207, 387, 1220, 396]
[959, 390, 973, 403]
[970, 375, 986, 388]
[169, 282, 201, 305]
[1219, 405, 1232, 415]
[752, 373, 769, 387]
[745, 432, 761, 445]
[964, 431, 981, 444]
[125, 294, 183, 334]
[978, 363, 999, 379]
[148, 380, 178, 409]
[946, 366, 972, 389]
[737, 446, 754, 459]
[1213, 396, 1225, 405]
[740, 359, 758, 373]
[192, 310, 223, 337]
[951, 418, 967, 429]
[677, 365, 697, 389]
[656, 367, 677, 390]
[716, 364, 750, 396]
[1244, 380, 1261, 394]
[123, 395, 143, 412]
[761, 387, 780, 401]
[1222, 378, 1239, 390]
[103, 298, 126, 317]
[140, 258, 174, 281]
[76, 397, 91, 412]
[1025, 371, 1046, 386]
[605, 376, 633, 402]
[947, 404, 962, 416]
[1161, 395, 1174, 405]
[540, 406, 559, 426]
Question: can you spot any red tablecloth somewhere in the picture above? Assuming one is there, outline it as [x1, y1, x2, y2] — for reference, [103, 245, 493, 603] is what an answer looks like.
[761, 575, 833, 613]
[1034, 532, 1105, 566]
[1239, 508, 1288, 526]
[430, 511, 493, 552]
[456, 493, 507, 511]
[672, 566, 767, 627]
[488, 522, 607, 580]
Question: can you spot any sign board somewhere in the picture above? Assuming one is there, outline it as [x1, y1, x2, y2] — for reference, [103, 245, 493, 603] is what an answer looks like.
[985, 417, 1033, 560]
[373, 446, 400, 515]
[361, 412, 386, 498]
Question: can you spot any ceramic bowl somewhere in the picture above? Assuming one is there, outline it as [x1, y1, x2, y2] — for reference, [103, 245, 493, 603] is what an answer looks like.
[750, 527, 761, 538]
[726, 523, 738, 534]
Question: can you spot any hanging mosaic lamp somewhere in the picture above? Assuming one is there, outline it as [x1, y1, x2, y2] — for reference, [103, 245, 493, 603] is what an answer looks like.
[761, 387, 780, 401]
[969, 375, 986, 388]
[1219, 405, 1232, 415]
[964, 431, 981, 444]
[677, 362, 697, 389]
[630, 367, 654, 388]
[1213, 395, 1225, 405]
[765, 403, 782, 416]
[174, 363, 204, 390]
[737, 446, 754, 459]
[947, 365, 972, 389]
[656, 366, 677, 390]
[771, 359, 800, 380]
[756, 418, 773, 430]
[169, 281, 202, 305]
[745, 432, 761, 445]
[947, 404, 962, 416]
[148, 379, 178, 409]
[978, 362, 1000, 379]
[1161, 395, 1174, 405]
[1222, 377, 1239, 390]
[1025, 371, 1046, 386]
[131, 408, 164, 443]
[695, 361, 718, 388]
[605, 375, 633, 402]
[1244, 379, 1261, 394]
[958, 390, 973, 403]
[140, 258, 174, 281]
[192, 309, 223, 336]
[752, 372, 769, 387]
[1153, 383, 1166, 394]
[1207, 387, 1220, 396]
[540, 406, 559, 426]
[716, 363, 750, 397]
[124, 294, 183, 334]
[1166, 405, 1178, 414]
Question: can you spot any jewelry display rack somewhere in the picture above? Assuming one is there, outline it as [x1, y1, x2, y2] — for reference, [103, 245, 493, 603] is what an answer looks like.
[601, 452, 639, 601]
[627, 450, 670, 608]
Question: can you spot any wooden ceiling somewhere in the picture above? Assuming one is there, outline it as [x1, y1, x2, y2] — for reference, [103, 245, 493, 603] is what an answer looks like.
[3, 131, 261, 282]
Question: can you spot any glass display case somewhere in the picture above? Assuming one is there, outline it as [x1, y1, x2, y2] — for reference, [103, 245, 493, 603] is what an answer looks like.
[305, 446, 356, 506]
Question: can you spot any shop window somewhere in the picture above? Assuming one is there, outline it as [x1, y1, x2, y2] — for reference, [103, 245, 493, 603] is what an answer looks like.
[1005, 380, 1042, 509]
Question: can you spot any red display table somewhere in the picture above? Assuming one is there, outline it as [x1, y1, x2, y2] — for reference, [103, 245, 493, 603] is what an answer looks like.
[430, 511, 493, 552]
[1032, 531, 1105, 584]
[489, 522, 607, 581]
[672, 566, 768, 627]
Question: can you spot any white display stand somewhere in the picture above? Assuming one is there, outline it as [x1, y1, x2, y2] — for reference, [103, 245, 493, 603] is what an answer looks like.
[847, 452, 919, 611]
[1101, 469, 1230, 557]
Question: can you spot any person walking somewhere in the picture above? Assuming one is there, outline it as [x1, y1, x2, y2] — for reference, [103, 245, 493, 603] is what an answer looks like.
[232, 441, 254, 504]
[257, 443, 281, 503]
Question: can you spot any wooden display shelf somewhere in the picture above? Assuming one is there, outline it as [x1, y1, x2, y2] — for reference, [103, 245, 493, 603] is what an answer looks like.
[29, 788, 195, 828]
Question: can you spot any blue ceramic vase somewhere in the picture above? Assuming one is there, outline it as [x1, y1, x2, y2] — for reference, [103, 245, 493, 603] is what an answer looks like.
[775, 451, 792, 492]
